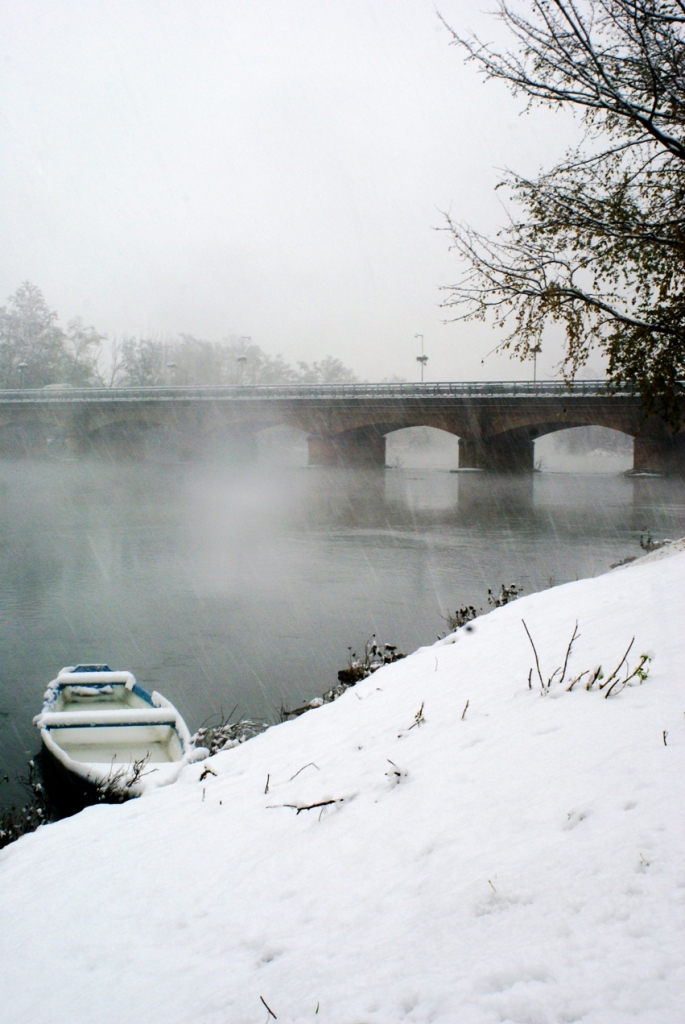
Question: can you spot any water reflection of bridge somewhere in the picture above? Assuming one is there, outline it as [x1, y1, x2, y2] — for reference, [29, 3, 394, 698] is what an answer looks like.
[0, 381, 683, 474]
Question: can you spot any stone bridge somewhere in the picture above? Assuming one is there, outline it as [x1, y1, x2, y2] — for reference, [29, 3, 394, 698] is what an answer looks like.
[0, 381, 683, 473]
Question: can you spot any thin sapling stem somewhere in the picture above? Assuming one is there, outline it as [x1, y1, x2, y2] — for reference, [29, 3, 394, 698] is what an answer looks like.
[521, 619, 544, 692]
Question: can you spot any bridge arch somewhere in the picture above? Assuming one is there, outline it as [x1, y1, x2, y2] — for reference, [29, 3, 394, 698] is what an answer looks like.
[385, 425, 460, 470]
[196, 421, 312, 463]
[459, 421, 637, 473]
[307, 425, 394, 467]
[307, 421, 465, 469]
[457, 421, 684, 475]
[535, 425, 633, 473]
[467, 420, 684, 475]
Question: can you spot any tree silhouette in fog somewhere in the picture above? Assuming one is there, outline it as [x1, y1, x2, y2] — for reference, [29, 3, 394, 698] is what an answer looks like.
[0, 283, 102, 389]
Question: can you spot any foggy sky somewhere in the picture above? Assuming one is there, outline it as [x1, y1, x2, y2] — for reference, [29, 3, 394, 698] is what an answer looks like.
[0, 1, 581, 382]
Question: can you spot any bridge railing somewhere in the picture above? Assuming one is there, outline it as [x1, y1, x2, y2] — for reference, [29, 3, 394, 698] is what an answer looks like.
[0, 380, 634, 402]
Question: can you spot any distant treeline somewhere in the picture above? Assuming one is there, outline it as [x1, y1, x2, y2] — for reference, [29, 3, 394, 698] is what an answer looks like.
[112, 338, 358, 388]
[0, 282, 359, 389]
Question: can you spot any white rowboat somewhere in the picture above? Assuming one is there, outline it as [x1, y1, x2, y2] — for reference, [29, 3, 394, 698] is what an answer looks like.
[34, 665, 205, 798]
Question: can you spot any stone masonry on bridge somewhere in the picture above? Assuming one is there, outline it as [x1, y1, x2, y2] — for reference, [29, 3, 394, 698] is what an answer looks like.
[0, 382, 683, 474]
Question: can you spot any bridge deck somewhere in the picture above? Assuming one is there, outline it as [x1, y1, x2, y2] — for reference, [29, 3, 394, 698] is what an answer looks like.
[0, 380, 627, 403]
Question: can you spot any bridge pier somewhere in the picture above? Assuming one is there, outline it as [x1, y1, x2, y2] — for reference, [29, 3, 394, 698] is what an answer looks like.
[633, 423, 685, 475]
[459, 433, 535, 473]
[308, 428, 386, 468]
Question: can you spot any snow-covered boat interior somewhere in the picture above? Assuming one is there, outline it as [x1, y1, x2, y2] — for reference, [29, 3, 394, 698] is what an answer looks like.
[47, 722, 184, 764]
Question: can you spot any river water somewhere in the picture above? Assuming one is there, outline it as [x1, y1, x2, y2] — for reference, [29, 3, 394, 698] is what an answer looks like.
[2, 441, 684, 810]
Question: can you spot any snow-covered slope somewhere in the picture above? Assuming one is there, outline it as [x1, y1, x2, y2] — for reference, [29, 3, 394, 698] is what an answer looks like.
[1, 547, 684, 1024]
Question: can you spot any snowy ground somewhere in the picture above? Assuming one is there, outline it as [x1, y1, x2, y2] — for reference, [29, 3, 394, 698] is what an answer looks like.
[1, 544, 684, 1024]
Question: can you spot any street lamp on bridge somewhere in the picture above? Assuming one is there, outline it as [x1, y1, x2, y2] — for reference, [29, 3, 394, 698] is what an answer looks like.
[236, 354, 248, 384]
[415, 334, 428, 383]
[531, 345, 541, 386]
[236, 337, 252, 385]
[17, 362, 28, 388]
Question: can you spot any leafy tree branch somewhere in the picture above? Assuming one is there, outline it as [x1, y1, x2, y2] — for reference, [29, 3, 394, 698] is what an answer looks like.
[440, 0, 685, 422]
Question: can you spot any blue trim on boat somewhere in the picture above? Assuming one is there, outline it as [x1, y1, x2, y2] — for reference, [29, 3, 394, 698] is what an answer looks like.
[132, 683, 154, 704]
[46, 720, 178, 730]
[57, 680, 117, 689]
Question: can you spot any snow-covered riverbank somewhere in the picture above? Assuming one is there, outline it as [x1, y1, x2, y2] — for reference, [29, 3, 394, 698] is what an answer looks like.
[1, 544, 684, 1024]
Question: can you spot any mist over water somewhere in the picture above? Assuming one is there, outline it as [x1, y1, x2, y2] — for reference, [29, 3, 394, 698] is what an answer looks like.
[1, 442, 684, 810]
